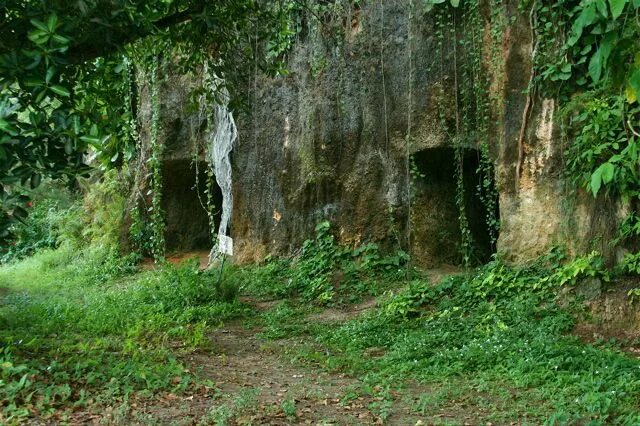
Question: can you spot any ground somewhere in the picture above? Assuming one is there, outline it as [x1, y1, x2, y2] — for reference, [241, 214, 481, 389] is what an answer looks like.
[3, 248, 640, 425]
[78, 298, 494, 426]
[73, 297, 398, 425]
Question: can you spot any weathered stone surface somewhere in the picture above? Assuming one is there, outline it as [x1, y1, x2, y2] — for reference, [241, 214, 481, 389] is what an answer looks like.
[231, 0, 466, 265]
[493, 1, 623, 263]
[120, 67, 213, 254]
[128, 0, 621, 265]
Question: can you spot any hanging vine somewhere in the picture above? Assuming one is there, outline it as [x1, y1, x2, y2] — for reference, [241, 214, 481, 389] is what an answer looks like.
[426, 0, 503, 265]
[123, 56, 140, 163]
[147, 55, 166, 262]
[405, 0, 415, 273]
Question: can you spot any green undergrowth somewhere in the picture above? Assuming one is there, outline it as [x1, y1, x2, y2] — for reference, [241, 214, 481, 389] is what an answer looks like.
[0, 184, 77, 264]
[240, 221, 407, 306]
[4, 193, 640, 424]
[0, 247, 246, 424]
[256, 252, 640, 424]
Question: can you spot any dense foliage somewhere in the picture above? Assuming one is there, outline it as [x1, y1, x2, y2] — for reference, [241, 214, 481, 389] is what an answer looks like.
[0, 176, 244, 422]
[255, 251, 640, 423]
[0, 1, 295, 243]
[536, 0, 640, 202]
[242, 221, 408, 305]
[0, 183, 75, 263]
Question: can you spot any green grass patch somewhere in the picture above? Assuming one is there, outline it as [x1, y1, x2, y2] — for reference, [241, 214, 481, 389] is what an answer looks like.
[240, 221, 407, 306]
[0, 248, 246, 424]
[259, 255, 640, 424]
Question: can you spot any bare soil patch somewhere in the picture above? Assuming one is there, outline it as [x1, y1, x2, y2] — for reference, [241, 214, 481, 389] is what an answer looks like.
[96, 320, 383, 425]
[307, 298, 378, 323]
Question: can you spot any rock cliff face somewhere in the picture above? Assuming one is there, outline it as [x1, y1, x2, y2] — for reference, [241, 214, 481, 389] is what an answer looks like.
[232, 0, 464, 265]
[130, 0, 619, 265]
[494, 1, 624, 263]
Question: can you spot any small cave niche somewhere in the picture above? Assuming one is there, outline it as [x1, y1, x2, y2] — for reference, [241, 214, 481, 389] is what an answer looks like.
[161, 159, 222, 253]
[410, 147, 499, 266]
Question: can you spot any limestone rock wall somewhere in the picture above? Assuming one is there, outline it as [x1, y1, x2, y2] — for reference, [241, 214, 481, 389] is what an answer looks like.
[232, 1, 450, 263]
[130, 0, 620, 265]
[494, 1, 623, 263]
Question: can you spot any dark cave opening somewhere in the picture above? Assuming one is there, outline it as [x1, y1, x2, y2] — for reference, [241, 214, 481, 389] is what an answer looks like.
[161, 160, 222, 252]
[411, 147, 500, 266]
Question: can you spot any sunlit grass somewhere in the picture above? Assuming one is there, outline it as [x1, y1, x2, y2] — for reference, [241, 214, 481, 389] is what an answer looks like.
[0, 247, 244, 424]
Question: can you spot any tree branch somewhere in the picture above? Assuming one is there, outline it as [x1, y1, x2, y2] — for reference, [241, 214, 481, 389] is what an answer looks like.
[0, 1, 207, 63]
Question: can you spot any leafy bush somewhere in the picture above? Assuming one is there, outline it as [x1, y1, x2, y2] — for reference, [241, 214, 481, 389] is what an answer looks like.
[293, 222, 408, 304]
[239, 221, 407, 305]
[0, 185, 76, 263]
[563, 94, 640, 199]
[1, 169, 131, 265]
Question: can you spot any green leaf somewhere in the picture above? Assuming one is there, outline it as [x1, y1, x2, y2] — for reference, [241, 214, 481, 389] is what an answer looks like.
[52, 35, 70, 45]
[27, 30, 49, 45]
[603, 33, 616, 57]
[50, 85, 70, 97]
[590, 163, 615, 197]
[589, 49, 602, 82]
[45, 67, 55, 84]
[424, 0, 446, 12]
[450, 0, 460, 6]
[29, 19, 49, 32]
[30, 173, 41, 189]
[12, 206, 28, 221]
[628, 67, 640, 100]
[608, 0, 627, 19]
[0, 119, 18, 136]
[600, 162, 615, 184]
[24, 77, 45, 87]
[569, 3, 597, 46]
[80, 136, 101, 146]
[590, 167, 603, 196]
[596, 0, 609, 17]
[47, 14, 59, 32]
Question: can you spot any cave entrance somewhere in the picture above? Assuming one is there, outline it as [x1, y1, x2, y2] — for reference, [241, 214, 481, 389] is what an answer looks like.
[410, 147, 499, 266]
[162, 159, 222, 253]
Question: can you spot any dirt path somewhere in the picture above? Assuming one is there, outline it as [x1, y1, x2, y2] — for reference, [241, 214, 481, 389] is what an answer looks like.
[84, 264, 467, 425]
[203, 324, 383, 425]
[71, 314, 494, 425]
[115, 319, 383, 425]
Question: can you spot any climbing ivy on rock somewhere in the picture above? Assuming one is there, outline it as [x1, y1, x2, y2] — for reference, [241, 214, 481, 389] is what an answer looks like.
[524, 0, 640, 271]
[427, 0, 502, 265]
[428, 0, 639, 266]
[126, 45, 168, 261]
[525, 0, 640, 199]
[147, 56, 166, 262]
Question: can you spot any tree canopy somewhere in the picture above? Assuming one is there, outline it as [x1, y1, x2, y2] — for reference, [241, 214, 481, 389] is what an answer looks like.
[0, 0, 293, 242]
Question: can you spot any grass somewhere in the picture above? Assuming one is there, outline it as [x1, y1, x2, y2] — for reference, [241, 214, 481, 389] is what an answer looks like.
[0, 245, 246, 424]
[3, 214, 640, 424]
[249, 256, 640, 424]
